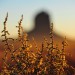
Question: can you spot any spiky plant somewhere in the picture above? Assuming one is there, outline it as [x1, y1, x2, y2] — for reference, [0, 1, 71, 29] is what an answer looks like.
[0, 13, 75, 75]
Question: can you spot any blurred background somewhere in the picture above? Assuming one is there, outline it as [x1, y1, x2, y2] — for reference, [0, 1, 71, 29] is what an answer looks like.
[0, 0, 75, 40]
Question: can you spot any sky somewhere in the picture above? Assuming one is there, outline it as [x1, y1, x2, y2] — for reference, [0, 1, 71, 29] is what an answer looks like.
[0, 0, 75, 40]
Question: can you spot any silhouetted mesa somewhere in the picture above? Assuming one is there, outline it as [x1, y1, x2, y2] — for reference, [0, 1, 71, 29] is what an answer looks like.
[28, 11, 51, 38]
[35, 11, 51, 33]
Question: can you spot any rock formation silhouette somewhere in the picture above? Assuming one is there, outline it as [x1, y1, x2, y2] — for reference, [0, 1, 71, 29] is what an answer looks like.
[28, 11, 62, 46]
[34, 12, 50, 33]
[28, 11, 52, 45]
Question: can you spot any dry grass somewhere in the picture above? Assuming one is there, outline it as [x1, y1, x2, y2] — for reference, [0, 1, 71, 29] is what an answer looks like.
[0, 13, 75, 75]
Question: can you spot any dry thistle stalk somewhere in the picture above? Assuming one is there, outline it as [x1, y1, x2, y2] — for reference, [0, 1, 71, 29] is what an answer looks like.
[1, 13, 14, 51]
[1, 13, 14, 75]
[16, 15, 23, 40]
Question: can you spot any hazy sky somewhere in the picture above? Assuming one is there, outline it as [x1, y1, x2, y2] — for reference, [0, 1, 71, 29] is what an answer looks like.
[0, 0, 75, 40]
